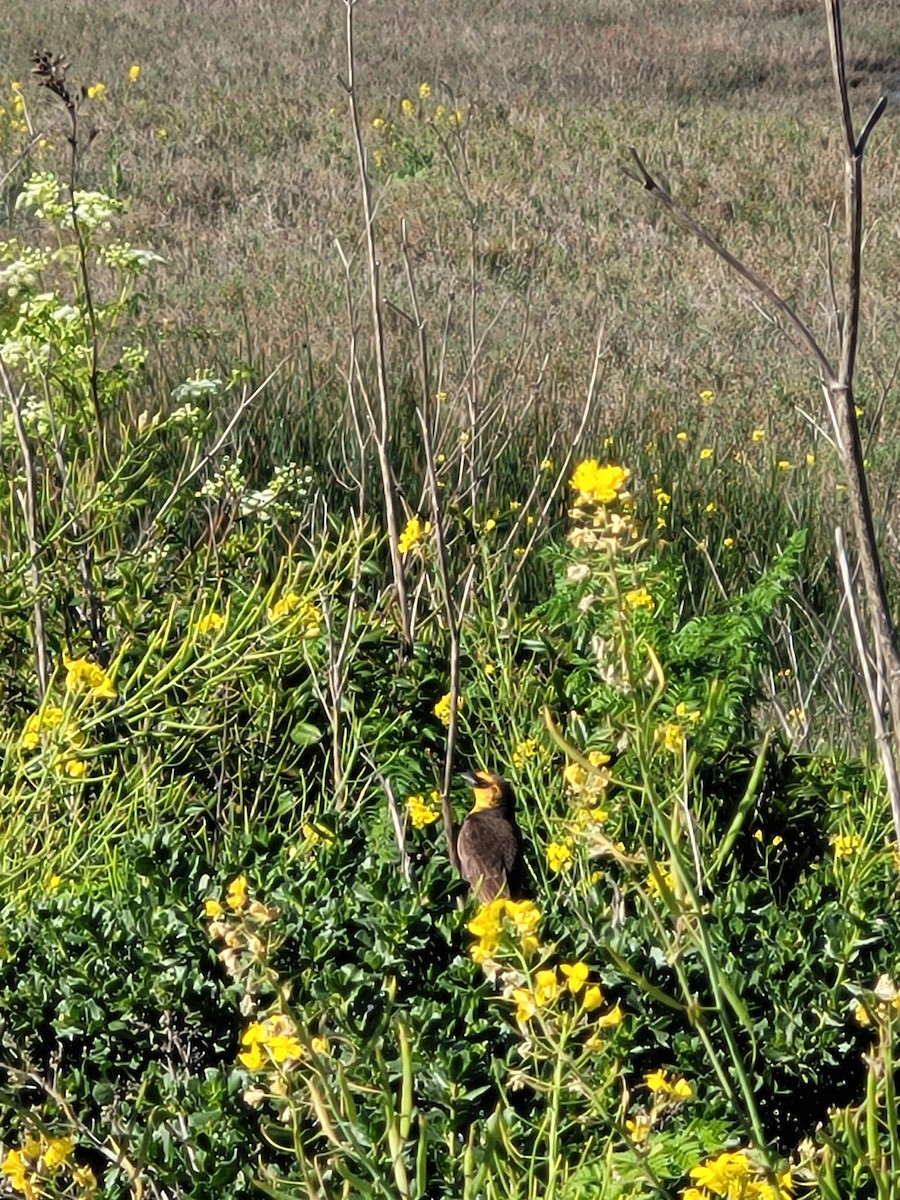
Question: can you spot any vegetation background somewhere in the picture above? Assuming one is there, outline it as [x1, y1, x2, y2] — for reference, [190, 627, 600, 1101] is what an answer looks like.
[1, 0, 900, 1197]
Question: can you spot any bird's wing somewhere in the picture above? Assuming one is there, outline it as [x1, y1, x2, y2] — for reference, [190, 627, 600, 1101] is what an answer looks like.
[457, 814, 522, 903]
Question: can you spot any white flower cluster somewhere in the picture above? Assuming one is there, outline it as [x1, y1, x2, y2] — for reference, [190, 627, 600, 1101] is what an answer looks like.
[100, 241, 164, 272]
[172, 375, 223, 403]
[0, 242, 51, 298]
[15, 173, 126, 231]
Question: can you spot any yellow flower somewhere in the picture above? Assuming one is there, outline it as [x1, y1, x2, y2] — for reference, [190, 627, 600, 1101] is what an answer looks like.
[266, 1033, 304, 1064]
[401, 97, 414, 115]
[268, 592, 322, 635]
[569, 460, 631, 504]
[674, 701, 701, 724]
[647, 861, 674, 898]
[372, 116, 386, 129]
[705, 501, 717, 512]
[595, 1001, 623, 1027]
[86, 82, 106, 100]
[72, 1164, 97, 1193]
[699, 447, 714, 460]
[408, 792, 441, 829]
[512, 987, 537, 1022]
[534, 968, 559, 1007]
[1, 1149, 36, 1197]
[311, 1035, 329, 1055]
[751, 428, 766, 442]
[831, 832, 861, 859]
[194, 611, 226, 636]
[42, 1136, 74, 1168]
[676, 431, 689, 442]
[723, 537, 734, 548]
[806, 452, 816, 465]
[238, 1040, 266, 1071]
[433, 691, 462, 726]
[418, 82, 431, 98]
[776, 460, 792, 471]
[659, 723, 684, 755]
[226, 874, 249, 912]
[268, 591, 300, 620]
[63, 759, 87, 779]
[469, 897, 544, 962]
[398, 515, 432, 554]
[560, 961, 590, 994]
[48, 874, 62, 890]
[689, 1151, 752, 1194]
[654, 488, 671, 506]
[22, 705, 65, 749]
[63, 654, 116, 700]
[128, 64, 141, 83]
[624, 587, 653, 610]
[511, 737, 548, 769]
[546, 841, 573, 872]
[582, 984, 604, 1012]
[157, 127, 169, 139]
[699, 389, 715, 403]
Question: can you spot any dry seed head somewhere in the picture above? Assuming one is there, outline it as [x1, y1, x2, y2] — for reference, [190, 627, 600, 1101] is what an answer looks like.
[31, 49, 74, 105]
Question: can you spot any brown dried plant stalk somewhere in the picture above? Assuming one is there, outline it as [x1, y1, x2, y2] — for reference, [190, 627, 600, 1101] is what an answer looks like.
[626, 0, 900, 847]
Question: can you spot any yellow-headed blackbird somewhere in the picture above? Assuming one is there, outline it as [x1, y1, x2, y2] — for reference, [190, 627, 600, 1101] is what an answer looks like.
[457, 770, 525, 903]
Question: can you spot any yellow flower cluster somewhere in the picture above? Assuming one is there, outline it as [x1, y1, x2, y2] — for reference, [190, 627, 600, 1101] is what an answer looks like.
[568, 461, 640, 556]
[509, 959, 623, 1034]
[626, 1070, 694, 1145]
[830, 832, 861, 859]
[0, 81, 30, 143]
[433, 691, 463, 727]
[624, 586, 654, 610]
[398, 515, 433, 554]
[511, 737, 550, 771]
[659, 722, 685, 755]
[193, 610, 226, 636]
[238, 1013, 305, 1071]
[646, 860, 675, 899]
[20, 703, 89, 778]
[563, 751, 611, 804]
[1, 1134, 95, 1199]
[408, 791, 441, 828]
[546, 841, 573, 872]
[570, 461, 631, 504]
[63, 653, 116, 700]
[21, 704, 65, 749]
[467, 897, 543, 964]
[205, 874, 280, 980]
[683, 1150, 792, 1200]
[267, 591, 322, 636]
[645, 1068, 694, 1101]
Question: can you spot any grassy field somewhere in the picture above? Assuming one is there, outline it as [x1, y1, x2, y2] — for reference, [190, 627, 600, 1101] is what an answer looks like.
[2, 1, 900, 1197]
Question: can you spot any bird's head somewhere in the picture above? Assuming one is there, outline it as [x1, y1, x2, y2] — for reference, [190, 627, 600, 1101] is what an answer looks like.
[461, 769, 515, 813]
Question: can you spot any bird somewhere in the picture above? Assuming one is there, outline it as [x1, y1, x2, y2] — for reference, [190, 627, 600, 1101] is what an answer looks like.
[456, 770, 526, 903]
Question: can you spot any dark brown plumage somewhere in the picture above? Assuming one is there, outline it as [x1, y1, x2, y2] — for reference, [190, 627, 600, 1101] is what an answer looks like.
[456, 770, 525, 903]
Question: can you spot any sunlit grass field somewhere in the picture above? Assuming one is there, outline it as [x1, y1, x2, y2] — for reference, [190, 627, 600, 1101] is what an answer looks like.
[2, 1, 900, 1197]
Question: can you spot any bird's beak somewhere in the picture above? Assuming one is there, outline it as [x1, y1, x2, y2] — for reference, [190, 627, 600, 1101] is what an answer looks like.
[459, 770, 480, 786]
